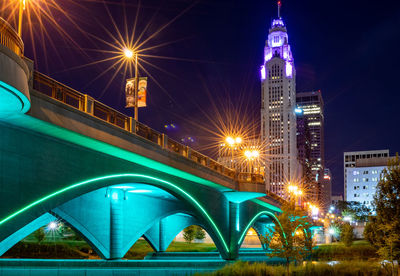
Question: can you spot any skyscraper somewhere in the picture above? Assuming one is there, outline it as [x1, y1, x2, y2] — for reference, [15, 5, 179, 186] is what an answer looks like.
[296, 91, 327, 208]
[261, 2, 297, 196]
[296, 91, 324, 174]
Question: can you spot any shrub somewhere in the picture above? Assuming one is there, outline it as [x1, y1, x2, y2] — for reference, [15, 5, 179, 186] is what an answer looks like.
[203, 261, 396, 276]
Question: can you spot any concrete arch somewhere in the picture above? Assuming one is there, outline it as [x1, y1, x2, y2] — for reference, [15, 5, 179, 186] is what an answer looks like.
[239, 226, 264, 249]
[0, 174, 231, 259]
[0, 213, 56, 256]
[143, 213, 208, 252]
[237, 210, 285, 248]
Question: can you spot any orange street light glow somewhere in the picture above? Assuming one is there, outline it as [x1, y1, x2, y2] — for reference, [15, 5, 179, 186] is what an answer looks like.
[124, 48, 134, 59]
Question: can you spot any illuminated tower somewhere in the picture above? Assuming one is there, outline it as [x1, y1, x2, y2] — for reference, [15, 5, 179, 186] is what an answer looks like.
[260, 1, 298, 196]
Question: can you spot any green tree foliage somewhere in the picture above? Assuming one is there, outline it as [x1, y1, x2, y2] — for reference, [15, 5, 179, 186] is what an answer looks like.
[33, 227, 45, 244]
[183, 226, 196, 243]
[261, 201, 314, 274]
[335, 201, 371, 222]
[365, 155, 400, 274]
[194, 227, 206, 240]
[183, 225, 206, 243]
[341, 222, 354, 247]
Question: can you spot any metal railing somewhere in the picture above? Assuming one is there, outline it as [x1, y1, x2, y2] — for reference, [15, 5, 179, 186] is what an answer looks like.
[0, 18, 24, 56]
[237, 172, 265, 184]
[32, 71, 238, 180]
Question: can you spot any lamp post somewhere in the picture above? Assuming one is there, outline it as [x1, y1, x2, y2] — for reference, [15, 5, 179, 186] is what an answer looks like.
[288, 184, 303, 206]
[244, 149, 259, 174]
[124, 48, 139, 121]
[225, 136, 242, 169]
[18, 0, 26, 37]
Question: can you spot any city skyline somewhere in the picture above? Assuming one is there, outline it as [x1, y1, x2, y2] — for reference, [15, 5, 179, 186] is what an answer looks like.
[4, 0, 400, 195]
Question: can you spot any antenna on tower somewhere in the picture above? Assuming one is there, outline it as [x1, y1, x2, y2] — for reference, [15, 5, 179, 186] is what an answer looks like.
[277, 0, 282, 18]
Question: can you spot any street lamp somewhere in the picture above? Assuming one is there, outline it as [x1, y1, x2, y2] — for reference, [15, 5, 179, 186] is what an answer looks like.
[287, 184, 303, 205]
[18, 0, 26, 37]
[124, 48, 139, 121]
[244, 149, 259, 173]
[225, 136, 242, 169]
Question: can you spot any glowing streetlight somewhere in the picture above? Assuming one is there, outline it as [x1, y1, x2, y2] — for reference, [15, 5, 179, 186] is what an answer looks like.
[244, 149, 260, 173]
[309, 204, 319, 217]
[287, 184, 303, 205]
[124, 48, 134, 59]
[224, 136, 242, 169]
[226, 136, 235, 146]
[48, 221, 58, 230]
[288, 185, 298, 193]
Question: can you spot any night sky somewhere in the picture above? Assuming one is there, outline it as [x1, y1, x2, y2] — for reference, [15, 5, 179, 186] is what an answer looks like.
[14, 0, 400, 195]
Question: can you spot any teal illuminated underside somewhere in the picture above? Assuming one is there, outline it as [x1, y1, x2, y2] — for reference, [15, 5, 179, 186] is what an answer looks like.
[0, 173, 230, 253]
[0, 80, 30, 116]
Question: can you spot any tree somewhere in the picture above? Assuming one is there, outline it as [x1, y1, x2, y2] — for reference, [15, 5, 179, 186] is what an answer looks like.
[183, 225, 205, 243]
[341, 222, 354, 247]
[261, 201, 313, 275]
[365, 155, 400, 274]
[194, 227, 206, 241]
[33, 227, 45, 244]
[183, 226, 196, 243]
[335, 201, 371, 222]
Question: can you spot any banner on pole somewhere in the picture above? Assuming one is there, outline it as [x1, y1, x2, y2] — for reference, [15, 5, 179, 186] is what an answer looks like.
[125, 78, 135, 108]
[137, 77, 147, 107]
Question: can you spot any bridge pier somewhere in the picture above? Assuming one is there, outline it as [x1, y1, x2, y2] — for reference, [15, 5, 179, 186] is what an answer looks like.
[110, 189, 124, 259]
[227, 202, 241, 260]
[144, 213, 201, 252]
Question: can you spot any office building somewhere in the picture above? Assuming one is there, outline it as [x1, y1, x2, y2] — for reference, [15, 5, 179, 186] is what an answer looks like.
[344, 150, 389, 201]
[346, 156, 390, 208]
[296, 91, 324, 174]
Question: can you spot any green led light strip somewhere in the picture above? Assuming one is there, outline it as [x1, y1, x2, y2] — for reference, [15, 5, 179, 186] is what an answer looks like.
[0, 174, 230, 253]
[237, 210, 286, 246]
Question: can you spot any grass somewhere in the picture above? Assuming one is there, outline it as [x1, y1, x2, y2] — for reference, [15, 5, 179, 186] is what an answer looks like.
[2, 238, 216, 260]
[124, 240, 216, 259]
[203, 261, 398, 276]
[312, 240, 378, 261]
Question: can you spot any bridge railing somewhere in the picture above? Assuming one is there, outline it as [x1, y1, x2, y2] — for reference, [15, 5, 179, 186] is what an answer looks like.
[237, 172, 264, 184]
[32, 71, 238, 179]
[0, 17, 24, 56]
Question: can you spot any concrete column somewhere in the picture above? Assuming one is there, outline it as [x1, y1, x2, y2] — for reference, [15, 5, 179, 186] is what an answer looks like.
[159, 219, 167, 252]
[110, 190, 123, 259]
[228, 202, 240, 260]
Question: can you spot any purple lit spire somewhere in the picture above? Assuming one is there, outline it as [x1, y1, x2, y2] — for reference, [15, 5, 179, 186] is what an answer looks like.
[260, 0, 294, 80]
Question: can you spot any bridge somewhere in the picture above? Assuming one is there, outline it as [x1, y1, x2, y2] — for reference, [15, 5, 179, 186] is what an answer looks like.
[0, 17, 284, 261]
